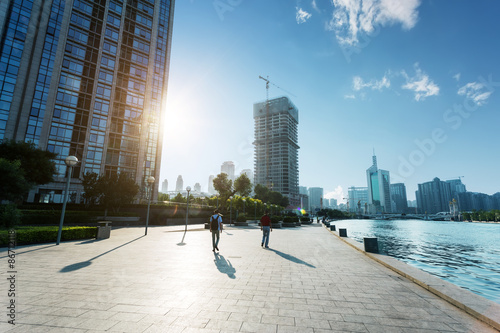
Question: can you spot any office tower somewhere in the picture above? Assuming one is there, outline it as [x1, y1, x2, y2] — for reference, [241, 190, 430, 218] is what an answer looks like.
[366, 154, 391, 213]
[299, 193, 309, 212]
[299, 186, 308, 195]
[390, 183, 408, 213]
[193, 182, 201, 193]
[221, 161, 235, 182]
[161, 179, 168, 193]
[175, 175, 183, 192]
[416, 177, 452, 214]
[253, 96, 299, 206]
[308, 187, 323, 212]
[330, 198, 338, 208]
[0, 0, 175, 203]
[208, 175, 215, 194]
[347, 186, 368, 213]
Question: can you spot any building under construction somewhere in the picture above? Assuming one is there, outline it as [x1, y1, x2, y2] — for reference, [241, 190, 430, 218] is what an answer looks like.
[253, 96, 299, 207]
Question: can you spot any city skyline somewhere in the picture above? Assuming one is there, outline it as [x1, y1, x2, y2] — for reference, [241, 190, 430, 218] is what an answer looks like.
[160, 1, 500, 202]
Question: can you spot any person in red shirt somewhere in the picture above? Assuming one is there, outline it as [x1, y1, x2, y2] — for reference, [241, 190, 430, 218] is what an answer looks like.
[260, 211, 272, 248]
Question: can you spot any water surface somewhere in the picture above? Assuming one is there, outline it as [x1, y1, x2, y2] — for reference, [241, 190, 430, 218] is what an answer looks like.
[332, 219, 500, 304]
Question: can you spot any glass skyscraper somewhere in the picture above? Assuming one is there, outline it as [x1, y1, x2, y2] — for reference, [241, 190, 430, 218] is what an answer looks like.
[366, 154, 391, 214]
[0, 0, 175, 203]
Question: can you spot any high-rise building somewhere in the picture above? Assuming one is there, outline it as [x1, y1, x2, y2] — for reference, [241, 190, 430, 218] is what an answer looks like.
[330, 198, 338, 208]
[253, 96, 299, 206]
[366, 154, 391, 213]
[0, 0, 175, 203]
[240, 168, 253, 183]
[221, 161, 235, 182]
[193, 182, 201, 193]
[175, 175, 183, 192]
[416, 177, 452, 214]
[208, 175, 215, 194]
[308, 187, 323, 212]
[348, 186, 368, 213]
[161, 179, 168, 193]
[390, 183, 408, 213]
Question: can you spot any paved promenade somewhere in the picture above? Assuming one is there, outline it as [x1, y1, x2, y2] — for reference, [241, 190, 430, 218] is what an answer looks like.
[1, 223, 498, 332]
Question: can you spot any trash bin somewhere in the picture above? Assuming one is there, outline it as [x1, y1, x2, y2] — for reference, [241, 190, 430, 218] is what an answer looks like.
[364, 237, 379, 253]
[97, 221, 111, 239]
[339, 228, 347, 237]
[330, 225, 336, 231]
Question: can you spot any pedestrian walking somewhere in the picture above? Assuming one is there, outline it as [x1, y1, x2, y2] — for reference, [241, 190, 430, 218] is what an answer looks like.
[209, 209, 223, 252]
[260, 211, 272, 248]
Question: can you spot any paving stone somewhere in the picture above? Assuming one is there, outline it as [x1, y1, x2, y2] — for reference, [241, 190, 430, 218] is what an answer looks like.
[1, 224, 498, 332]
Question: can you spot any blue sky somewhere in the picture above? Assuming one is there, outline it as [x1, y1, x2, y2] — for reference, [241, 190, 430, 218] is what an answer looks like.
[160, 0, 500, 202]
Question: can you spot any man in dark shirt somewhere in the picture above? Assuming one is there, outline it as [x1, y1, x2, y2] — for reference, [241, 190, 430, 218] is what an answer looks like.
[260, 211, 272, 248]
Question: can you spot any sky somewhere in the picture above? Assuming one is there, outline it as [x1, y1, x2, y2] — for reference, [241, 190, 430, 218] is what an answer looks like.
[160, 0, 500, 202]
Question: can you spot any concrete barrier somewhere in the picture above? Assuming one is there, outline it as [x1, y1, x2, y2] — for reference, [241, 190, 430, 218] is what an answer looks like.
[339, 228, 347, 237]
[363, 237, 379, 253]
[330, 225, 336, 231]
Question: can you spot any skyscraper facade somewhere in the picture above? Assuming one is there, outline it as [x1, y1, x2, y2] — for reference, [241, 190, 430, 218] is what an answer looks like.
[347, 186, 368, 213]
[175, 175, 183, 192]
[220, 161, 235, 182]
[161, 179, 168, 193]
[0, 0, 175, 203]
[390, 183, 408, 213]
[416, 177, 452, 214]
[208, 175, 215, 194]
[308, 187, 323, 212]
[366, 154, 391, 213]
[253, 96, 299, 206]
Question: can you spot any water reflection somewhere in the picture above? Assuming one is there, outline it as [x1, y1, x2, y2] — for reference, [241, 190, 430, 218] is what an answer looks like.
[334, 219, 500, 304]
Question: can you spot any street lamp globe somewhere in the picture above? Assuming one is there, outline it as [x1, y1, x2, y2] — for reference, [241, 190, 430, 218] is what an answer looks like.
[147, 176, 155, 185]
[65, 155, 78, 167]
[186, 186, 191, 192]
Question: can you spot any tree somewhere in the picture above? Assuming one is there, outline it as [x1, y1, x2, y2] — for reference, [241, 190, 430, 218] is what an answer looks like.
[158, 192, 169, 201]
[171, 193, 185, 203]
[0, 140, 57, 185]
[213, 173, 235, 213]
[81, 172, 139, 213]
[0, 159, 32, 202]
[234, 173, 252, 197]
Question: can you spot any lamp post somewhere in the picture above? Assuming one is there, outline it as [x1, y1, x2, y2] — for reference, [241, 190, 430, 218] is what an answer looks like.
[145, 176, 155, 236]
[254, 201, 257, 221]
[216, 194, 219, 210]
[185, 186, 191, 232]
[56, 156, 78, 245]
[229, 196, 233, 226]
[242, 199, 246, 216]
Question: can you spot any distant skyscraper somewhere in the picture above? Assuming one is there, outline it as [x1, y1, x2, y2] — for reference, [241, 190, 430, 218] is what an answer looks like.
[366, 154, 391, 213]
[254, 96, 299, 206]
[0, 0, 175, 203]
[416, 177, 452, 214]
[194, 183, 201, 192]
[348, 187, 368, 213]
[331, 198, 338, 208]
[446, 178, 466, 197]
[390, 183, 408, 213]
[208, 175, 215, 194]
[161, 179, 168, 193]
[221, 161, 235, 182]
[299, 186, 308, 195]
[308, 187, 323, 211]
[175, 175, 183, 192]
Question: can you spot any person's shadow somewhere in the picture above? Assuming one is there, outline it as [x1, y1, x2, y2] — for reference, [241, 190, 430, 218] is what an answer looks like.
[268, 248, 316, 268]
[213, 253, 236, 279]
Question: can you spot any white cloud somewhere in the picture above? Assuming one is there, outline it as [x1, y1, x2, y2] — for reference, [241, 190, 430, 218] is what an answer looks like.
[453, 73, 461, 82]
[401, 64, 439, 101]
[312, 0, 320, 12]
[458, 82, 492, 106]
[344, 94, 356, 99]
[353, 74, 390, 91]
[327, 0, 421, 46]
[324, 186, 345, 203]
[296, 7, 312, 24]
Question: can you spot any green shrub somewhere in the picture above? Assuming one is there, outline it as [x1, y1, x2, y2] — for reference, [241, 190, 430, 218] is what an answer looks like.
[270, 216, 280, 223]
[283, 216, 299, 223]
[0, 204, 21, 228]
[0, 226, 97, 247]
[236, 214, 247, 222]
[300, 217, 311, 222]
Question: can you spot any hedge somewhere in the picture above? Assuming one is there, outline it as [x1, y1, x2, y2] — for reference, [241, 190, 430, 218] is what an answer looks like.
[236, 214, 247, 222]
[300, 217, 311, 222]
[0, 226, 97, 247]
[283, 216, 299, 222]
[20, 210, 102, 225]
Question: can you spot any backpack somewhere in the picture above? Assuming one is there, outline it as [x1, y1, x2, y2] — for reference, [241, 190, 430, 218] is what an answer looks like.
[210, 215, 219, 230]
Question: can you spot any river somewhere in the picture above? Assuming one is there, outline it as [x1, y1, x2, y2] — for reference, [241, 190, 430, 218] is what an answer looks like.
[331, 219, 500, 304]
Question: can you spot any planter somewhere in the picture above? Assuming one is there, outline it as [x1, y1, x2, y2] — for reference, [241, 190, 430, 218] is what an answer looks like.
[234, 222, 248, 226]
[271, 222, 282, 228]
[282, 222, 296, 227]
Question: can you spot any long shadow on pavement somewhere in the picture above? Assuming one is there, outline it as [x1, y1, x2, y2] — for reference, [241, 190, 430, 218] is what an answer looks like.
[213, 252, 236, 279]
[267, 248, 316, 268]
[60, 235, 145, 273]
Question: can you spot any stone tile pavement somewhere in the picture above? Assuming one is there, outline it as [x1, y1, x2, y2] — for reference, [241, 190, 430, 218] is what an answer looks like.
[0, 223, 498, 332]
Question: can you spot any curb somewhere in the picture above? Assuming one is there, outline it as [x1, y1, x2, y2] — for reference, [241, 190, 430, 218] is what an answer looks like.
[325, 226, 500, 332]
